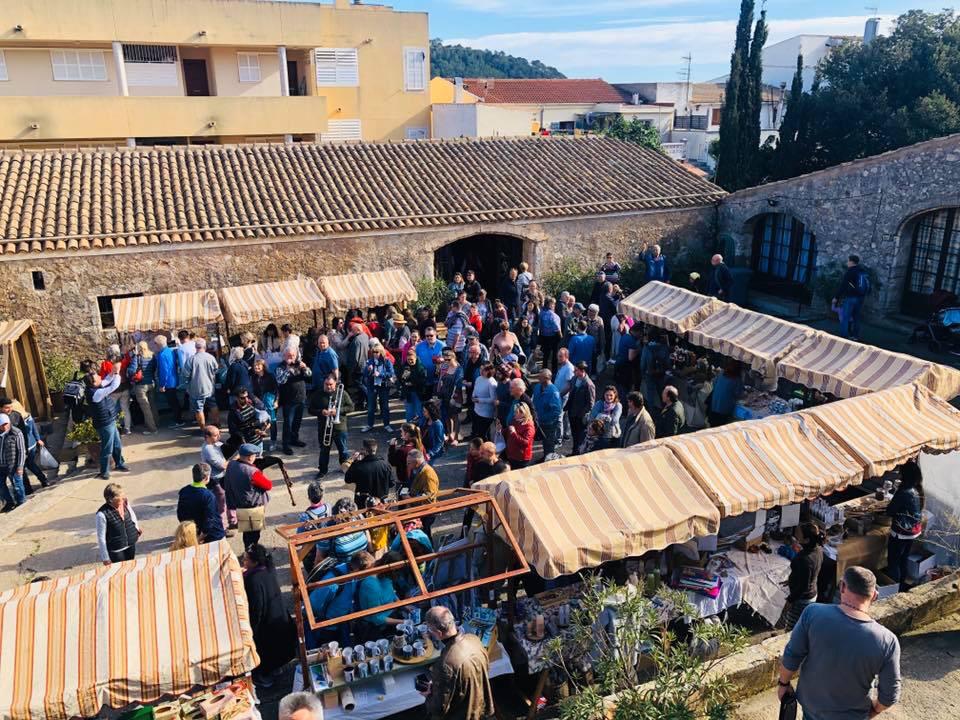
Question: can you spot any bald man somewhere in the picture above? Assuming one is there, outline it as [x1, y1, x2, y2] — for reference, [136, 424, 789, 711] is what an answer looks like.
[707, 254, 733, 300]
[421, 606, 494, 720]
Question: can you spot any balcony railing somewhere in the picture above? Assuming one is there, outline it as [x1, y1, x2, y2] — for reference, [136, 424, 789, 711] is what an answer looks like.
[673, 115, 708, 131]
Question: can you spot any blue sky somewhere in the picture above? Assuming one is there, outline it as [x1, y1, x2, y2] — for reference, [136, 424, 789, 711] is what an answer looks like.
[382, 0, 953, 82]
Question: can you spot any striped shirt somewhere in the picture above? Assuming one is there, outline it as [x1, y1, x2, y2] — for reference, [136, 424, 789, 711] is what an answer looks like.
[317, 530, 369, 562]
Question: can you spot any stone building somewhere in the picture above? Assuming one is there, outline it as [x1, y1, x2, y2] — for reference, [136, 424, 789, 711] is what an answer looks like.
[0, 137, 723, 354]
[717, 133, 960, 319]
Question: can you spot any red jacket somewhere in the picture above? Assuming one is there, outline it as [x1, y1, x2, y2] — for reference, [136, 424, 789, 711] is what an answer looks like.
[505, 419, 534, 462]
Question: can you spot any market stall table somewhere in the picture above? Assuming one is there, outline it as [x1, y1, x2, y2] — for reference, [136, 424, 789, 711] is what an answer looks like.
[619, 281, 723, 335]
[683, 546, 790, 626]
[291, 644, 513, 720]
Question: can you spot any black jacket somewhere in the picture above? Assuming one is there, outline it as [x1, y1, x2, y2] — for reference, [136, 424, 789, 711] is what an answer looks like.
[344, 454, 393, 501]
[243, 566, 296, 673]
[707, 263, 734, 298]
[787, 547, 823, 602]
[308, 386, 354, 434]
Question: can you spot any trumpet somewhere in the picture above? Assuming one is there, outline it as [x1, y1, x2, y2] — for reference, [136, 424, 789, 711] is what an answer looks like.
[322, 382, 345, 447]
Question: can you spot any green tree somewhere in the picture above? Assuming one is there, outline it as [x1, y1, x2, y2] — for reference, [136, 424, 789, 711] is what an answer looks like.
[714, 0, 767, 191]
[768, 10, 960, 180]
[429, 38, 565, 79]
[596, 115, 664, 152]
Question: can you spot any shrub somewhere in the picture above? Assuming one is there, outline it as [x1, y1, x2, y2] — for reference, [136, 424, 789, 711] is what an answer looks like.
[43, 352, 78, 393]
[541, 258, 596, 302]
[65, 417, 100, 445]
[414, 277, 450, 316]
[549, 578, 747, 720]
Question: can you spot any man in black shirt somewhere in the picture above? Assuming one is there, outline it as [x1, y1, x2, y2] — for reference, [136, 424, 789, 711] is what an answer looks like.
[344, 438, 393, 508]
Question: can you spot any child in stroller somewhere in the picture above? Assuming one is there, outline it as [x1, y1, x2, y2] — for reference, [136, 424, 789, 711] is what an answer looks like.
[909, 290, 960, 352]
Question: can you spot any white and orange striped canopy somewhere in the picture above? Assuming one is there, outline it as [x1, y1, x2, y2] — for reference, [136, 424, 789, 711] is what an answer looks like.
[0, 541, 258, 720]
[111, 290, 223, 332]
[802, 383, 960, 477]
[475, 445, 720, 579]
[662, 413, 864, 517]
[318, 268, 418, 312]
[219, 277, 326, 325]
[685, 303, 814, 384]
[619, 281, 722, 334]
[777, 331, 960, 400]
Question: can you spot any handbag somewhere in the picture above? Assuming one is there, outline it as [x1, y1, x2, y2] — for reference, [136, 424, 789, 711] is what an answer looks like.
[492, 425, 506, 453]
[38, 445, 59, 471]
[235, 506, 266, 532]
[778, 690, 797, 720]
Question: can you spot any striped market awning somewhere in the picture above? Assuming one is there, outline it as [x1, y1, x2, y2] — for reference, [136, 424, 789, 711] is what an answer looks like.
[619, 281, 722, 334]
[685, 303, 814, 384]
[803, 382, 960, 477]
[474, 445, 719, 579]
[777, 331, 960, 400]
[318, 268, 418, 312]
[662, 413, 864, 517]
[0, 540, 258, 720]
[111, 290, 223, 332]
[219, 277, 326, 325]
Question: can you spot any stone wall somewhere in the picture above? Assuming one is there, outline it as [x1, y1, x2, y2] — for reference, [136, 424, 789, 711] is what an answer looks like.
[717, 133, 960, 318]
[0, 206, 715, 357]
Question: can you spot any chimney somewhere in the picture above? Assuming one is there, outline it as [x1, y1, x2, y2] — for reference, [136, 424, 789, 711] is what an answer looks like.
[454, 77, 463, 104]
[864, 17, 879, 44]
[631, 92, 640, 106]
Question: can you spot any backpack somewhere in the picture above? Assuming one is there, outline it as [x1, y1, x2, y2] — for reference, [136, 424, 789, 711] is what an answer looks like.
[856, 268, 872, 296]
[63, 372, 86, 410]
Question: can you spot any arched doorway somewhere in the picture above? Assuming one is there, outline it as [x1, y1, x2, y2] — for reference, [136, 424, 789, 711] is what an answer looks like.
[749, 212, 817, 300]
[434, 234, 524, 299]
[902, 207, 960, 313]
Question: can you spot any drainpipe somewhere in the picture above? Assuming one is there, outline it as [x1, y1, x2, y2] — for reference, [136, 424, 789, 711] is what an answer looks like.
[112, 41, 135, 146]
[278, 46, 293, 144]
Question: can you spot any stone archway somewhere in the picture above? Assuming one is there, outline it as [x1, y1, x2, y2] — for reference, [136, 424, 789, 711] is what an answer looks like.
[897, 205, 960, 315]
[433, 233, 526, 299]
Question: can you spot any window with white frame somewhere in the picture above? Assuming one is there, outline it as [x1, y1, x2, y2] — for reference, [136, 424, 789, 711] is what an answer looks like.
[405, 127, 429, 140]
[0, 51, 7, 82]
[237, 53, 261, 83]
[324, 119, 363, 142]
[314, 48, 359, 87]
[403, 47, 426, 92]
[51, 50, 107, 81]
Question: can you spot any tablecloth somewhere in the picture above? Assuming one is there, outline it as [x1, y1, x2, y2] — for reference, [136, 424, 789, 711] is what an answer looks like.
[292, 644, 513, 720]
[685, 547, 790, 626]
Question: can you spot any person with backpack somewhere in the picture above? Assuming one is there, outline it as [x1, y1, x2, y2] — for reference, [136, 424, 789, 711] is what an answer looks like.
[833, 254, 871, 340]
[305, 551, 373, 648]
[639, 329, 671, 411]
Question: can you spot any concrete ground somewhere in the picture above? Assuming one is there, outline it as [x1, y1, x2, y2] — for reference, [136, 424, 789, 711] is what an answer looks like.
[734, 611, 960, 720]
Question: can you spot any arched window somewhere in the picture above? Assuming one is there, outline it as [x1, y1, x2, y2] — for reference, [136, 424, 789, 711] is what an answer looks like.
[904, 208, 960, 311]
[750, 213, 817, 298]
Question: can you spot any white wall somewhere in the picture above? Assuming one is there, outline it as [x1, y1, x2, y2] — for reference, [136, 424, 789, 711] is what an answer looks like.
[432, 103, 531, 138]
[432, 104, 478, 138]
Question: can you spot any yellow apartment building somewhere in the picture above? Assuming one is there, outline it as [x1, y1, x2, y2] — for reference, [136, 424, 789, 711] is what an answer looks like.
[0, 0, 431, 148]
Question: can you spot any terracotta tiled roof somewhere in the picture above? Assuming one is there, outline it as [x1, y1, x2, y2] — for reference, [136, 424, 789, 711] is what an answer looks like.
[459, 78, 625, 105]
[0, 137, 725, 256]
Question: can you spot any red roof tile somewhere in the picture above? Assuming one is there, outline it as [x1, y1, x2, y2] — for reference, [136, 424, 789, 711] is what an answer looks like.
[459, 78, 625, 105]
[0, 137, 725, 256]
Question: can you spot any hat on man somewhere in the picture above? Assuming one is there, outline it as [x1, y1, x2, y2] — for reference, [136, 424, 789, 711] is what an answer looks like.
[392, 313, 406, 324]
[239, 443, 260, 457]
[503, 353, 519, 364]
[588, 303, 600, 313]
[575, 361, 589, 370]
[573, 302, 585, 311]
[0, 413, 9, 426]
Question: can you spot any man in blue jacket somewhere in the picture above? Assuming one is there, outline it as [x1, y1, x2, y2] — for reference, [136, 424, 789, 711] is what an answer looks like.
[566, 321, 596, 371]
[153, 335, 183, 427]
[532, 369, 563, 459]
[832, 254, 870, 340]
[645, 244, 670, 283]
[177, 462, 225, 543]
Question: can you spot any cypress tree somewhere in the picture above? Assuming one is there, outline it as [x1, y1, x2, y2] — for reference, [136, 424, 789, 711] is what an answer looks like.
[741, 8, 768, 187]
[714, 0, 754, 190]
[775, 54, 805, 178]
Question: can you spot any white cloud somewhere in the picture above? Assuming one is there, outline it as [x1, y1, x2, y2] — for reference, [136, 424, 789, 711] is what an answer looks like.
[449, 14, 897, 78]
[444, 0, 703, 19]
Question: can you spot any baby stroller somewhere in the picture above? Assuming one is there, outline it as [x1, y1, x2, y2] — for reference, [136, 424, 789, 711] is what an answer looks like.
[909, 290, 960, 353]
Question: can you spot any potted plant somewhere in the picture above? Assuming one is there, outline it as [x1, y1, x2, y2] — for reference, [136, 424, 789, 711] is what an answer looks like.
[66, 417, 101, 462]
[43, 352, 77, 413]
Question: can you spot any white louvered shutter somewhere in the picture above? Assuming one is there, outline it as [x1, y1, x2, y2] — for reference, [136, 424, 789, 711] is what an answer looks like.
[314, 48, 359, 87]
[403, 47, 426, 92]
[324, 119, 363, 142]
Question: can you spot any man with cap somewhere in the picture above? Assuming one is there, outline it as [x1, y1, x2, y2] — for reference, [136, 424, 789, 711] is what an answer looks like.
[177, 462, 226, 543]
[565, 362, 596, 454]
[778, 566, 901, 720]
[463, 269, 482, 304]
[0, 412, 27, 512]
[224, 443, 273, 548]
